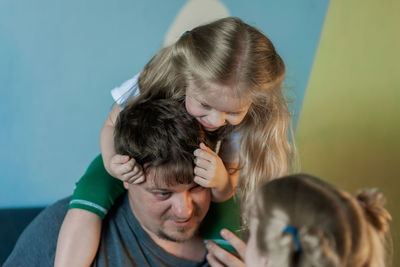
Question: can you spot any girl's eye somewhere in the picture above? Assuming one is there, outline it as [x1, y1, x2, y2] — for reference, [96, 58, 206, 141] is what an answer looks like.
[200, 102, 211, 109]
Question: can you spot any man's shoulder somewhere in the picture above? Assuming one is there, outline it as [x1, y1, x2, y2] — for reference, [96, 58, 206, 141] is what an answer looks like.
[26, 196, 70, 230]
[3, 197, 70, 267]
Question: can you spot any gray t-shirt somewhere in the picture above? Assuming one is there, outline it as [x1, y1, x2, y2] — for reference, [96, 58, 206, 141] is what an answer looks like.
[4, 195, 209, 267]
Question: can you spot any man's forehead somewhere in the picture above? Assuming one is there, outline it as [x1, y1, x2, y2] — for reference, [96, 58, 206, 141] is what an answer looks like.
[142, 177, 194, 191]
[141, 165, 194, 190]
[143, 178, 169, 190]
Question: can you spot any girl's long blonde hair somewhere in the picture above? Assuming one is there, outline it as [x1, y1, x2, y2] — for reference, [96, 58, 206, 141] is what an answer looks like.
[135, 17, 295, 203]
[247, 174, 392, 267]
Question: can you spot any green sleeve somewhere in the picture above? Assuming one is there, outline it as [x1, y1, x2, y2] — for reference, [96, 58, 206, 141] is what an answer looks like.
[68, 154, 125, 219]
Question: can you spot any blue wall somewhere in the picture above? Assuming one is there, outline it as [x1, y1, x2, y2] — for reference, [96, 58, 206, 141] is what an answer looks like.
[0, 0, 329, 207]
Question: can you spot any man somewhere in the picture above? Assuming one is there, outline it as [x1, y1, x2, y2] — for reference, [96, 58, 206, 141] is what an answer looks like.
[4, 99, 215, 266]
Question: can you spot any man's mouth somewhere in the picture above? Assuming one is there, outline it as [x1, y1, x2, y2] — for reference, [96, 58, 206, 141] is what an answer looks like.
[172, 218, 192, 227]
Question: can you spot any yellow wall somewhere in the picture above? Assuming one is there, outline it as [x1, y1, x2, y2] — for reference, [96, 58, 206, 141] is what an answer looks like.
[296, 0, 400, 264]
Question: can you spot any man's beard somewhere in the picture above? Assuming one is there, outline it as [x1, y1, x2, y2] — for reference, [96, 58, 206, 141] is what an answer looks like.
[156, 219, 199, 242]
[157, 228, 198, 242]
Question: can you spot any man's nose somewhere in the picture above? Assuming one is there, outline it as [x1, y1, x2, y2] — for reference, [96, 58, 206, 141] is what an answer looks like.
[172, 192, 194, 220]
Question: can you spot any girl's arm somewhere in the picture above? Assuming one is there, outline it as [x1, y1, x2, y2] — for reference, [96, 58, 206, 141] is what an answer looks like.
[55, 209, 101, 267]
[219, 161, 240, 200]
[100, 103, 144, 183]
[100, 103, 121, 175]
[55, 104, 143, 267]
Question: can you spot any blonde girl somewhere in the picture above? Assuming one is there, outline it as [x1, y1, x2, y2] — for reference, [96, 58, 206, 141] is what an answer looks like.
[55, 17, 294, 266]
[206, 174, 392, 267]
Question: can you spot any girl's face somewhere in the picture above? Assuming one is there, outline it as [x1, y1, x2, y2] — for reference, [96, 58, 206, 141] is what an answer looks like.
[185, 84, 251, 132]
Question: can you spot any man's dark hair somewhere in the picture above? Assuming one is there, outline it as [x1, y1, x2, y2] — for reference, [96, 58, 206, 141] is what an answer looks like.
[114, 99, 214, 185]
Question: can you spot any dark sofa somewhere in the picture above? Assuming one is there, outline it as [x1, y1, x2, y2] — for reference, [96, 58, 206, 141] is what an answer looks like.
[0, 207, 44, 265]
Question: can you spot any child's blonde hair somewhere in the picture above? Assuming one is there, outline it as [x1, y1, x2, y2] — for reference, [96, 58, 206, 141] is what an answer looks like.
[247, 174, 392, 267]
[135, 17, 294, 203]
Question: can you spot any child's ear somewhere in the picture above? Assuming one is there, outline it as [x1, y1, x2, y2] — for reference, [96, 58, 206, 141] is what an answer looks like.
[262, 256, 270, 267]
[123, 182, 130, 189]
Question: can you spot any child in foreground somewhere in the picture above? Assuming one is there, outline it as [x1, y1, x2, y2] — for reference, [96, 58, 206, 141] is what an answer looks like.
[206, 174, 392, 267]
[55, 17, 295, 266]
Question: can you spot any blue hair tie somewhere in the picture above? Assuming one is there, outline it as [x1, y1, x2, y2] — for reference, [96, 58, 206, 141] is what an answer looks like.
[283, 225, 302, 253]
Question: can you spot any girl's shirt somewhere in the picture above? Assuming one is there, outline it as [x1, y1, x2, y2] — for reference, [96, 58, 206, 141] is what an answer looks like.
[111, 73, 141, 109]
[110, 74, 240, 163]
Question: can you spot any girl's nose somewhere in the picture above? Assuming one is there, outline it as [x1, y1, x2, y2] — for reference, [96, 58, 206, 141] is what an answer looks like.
[208, 111, 226, 127]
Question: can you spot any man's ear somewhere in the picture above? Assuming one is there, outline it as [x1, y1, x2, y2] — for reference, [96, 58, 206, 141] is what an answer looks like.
[123, 182, 130, 189]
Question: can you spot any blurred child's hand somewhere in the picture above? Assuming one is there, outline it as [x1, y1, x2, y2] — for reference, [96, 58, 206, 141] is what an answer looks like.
[109, 154, 145, 184]
[206, 229, 246, 267]
[193, 143, 230, 193]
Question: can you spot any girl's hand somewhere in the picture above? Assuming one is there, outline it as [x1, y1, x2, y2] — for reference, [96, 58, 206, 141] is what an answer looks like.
[193, 143, 230, 193]
[109, 154, 145, 184]
[206, 229, 246, 267]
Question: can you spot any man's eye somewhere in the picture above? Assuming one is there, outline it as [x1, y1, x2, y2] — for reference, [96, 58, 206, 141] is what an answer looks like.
[191, 185, 204, 192]
[154, 192, 171, 200]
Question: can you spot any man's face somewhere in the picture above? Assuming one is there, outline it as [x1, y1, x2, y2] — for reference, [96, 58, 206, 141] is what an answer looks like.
[125, 168, 211, 243]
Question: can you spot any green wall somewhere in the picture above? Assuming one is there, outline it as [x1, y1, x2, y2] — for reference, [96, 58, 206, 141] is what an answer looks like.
[296, 0, 400, 264]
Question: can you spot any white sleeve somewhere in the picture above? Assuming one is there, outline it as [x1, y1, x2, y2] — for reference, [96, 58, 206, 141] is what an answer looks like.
[110, 73, 141, 109]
